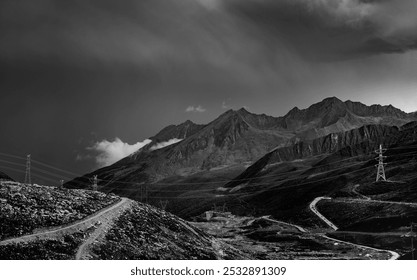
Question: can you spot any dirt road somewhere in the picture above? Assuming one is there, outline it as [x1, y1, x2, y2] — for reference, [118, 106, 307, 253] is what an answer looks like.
[321, 234, 400, 260]
[76, 198, 133, 260]
[309, 196, 404, 260]
[0, 198, 130, 247]
[262, 216, 308, 233]
[309, 197, 339, 230]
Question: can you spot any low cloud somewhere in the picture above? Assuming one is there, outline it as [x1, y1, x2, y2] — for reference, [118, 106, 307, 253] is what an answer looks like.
[185, 105, 206, 113]
[150, 138, 183, 151]
[87, 138, 152, 167]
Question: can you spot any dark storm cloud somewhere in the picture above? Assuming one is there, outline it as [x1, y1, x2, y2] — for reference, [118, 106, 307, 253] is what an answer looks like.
[225, 0, 417, 60]
[1, 0, 417, 181]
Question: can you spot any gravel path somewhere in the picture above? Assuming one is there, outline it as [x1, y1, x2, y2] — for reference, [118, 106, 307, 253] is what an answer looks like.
[75, 198, 134, 260]
[309, 195, 405, 260]
[309, 197, 339, 230]
[0, 198, 128, 247]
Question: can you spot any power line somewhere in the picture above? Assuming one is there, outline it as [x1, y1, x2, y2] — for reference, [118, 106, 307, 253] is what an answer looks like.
[0, 165, 63, 185]
[96, 147, 417, 188]
[0, 151, 81, 177]
[94, 149, 417, 194]
[0, 143, 416, 190]
[141, 157, 417, 199]
[0, 158, 72, 182]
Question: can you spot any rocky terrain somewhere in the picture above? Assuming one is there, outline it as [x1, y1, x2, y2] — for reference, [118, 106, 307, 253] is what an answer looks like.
[192, 212, 393, 260]
[0, 181, 242, 260]
[0, 230, 94, 260]
[0, 180, 397, 260]
[88, 202, 243, 260]
[0, 181, 119, 240]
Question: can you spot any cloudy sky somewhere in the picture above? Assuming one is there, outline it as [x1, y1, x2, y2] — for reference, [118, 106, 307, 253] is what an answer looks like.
[1, 0, 417, 183]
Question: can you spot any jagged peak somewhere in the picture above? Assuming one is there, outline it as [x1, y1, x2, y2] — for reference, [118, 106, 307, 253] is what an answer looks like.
[182, 119, 197, 126]
[322, 96, 343, 103]
[287, 106, 300, 114]
[237, 107, 250, 114]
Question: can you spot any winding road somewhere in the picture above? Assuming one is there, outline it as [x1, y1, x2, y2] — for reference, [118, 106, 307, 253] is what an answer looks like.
[262, 216, 308, 233]
[309, 197, 339, 230]
[307, 191, 417, 260]
[0, 198, 131, 249]
[75, 198, 133, 260]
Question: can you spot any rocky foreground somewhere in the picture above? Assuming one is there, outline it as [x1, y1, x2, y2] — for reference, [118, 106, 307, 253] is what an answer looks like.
[0, 181, 400, 260]
[0, 181, 241, 259]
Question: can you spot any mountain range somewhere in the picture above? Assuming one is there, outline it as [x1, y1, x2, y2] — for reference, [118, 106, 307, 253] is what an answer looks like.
[66, 97, 416, 193]
[4, 96, 417, 259]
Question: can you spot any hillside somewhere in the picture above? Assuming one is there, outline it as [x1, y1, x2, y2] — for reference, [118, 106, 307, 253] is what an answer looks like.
[0, 171, 13, 181]
[215, 120, 417, 218]
[0, 181, 242, 260]
[1, 181, 399, 260]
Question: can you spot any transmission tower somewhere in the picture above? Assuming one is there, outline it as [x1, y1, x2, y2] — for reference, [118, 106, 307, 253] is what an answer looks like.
[375, 144, 387, 182]
[90, 175, 98, 191]
[402, 222, 417, 260]
[159, 200, 168, 210]
[140, 185, 148, 203]
[24, 154, 32, 186]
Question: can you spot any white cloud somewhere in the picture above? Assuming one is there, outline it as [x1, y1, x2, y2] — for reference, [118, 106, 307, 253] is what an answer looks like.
[87, 138, 152, 167]
[185, 105, 206, 113]
[150, 138, 183, 151]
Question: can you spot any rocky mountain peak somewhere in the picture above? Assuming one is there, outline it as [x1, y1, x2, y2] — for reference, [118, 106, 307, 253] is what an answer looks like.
[150, 119, 205, 143]
[237, 107, 250, 114]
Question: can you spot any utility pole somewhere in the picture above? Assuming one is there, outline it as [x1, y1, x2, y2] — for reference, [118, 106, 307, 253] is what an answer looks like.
[222, 203, 228, 212]
[403, 222, 416, 260]
[24, 154, 32, 186]
[212, 203, 218, 212]
[140, 185, 148, 203]
[90, 175, 98, 191]
[159, 200, 168, 211]
[375, 144, 387, 182]
[410, 223, 414, 260]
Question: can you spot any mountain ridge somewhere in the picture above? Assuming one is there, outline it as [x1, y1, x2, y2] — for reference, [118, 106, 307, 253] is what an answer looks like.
[65, 98, 417, 191]
[0, 171, 13, 181]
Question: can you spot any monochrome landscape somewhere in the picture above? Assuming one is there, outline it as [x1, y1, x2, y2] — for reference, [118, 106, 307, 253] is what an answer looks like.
[1, 0, 417, 260]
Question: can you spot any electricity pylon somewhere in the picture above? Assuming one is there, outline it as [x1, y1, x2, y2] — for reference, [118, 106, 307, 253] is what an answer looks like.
[140, 185, 148, 203]
[375, 144, 387, 182]
[90, 175, 98, 191]
[24, 154, 32, 185]
[159, 200, 168, 210]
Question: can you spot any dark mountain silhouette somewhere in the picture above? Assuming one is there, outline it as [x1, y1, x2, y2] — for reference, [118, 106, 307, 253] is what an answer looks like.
[0, 171, 13, 181]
